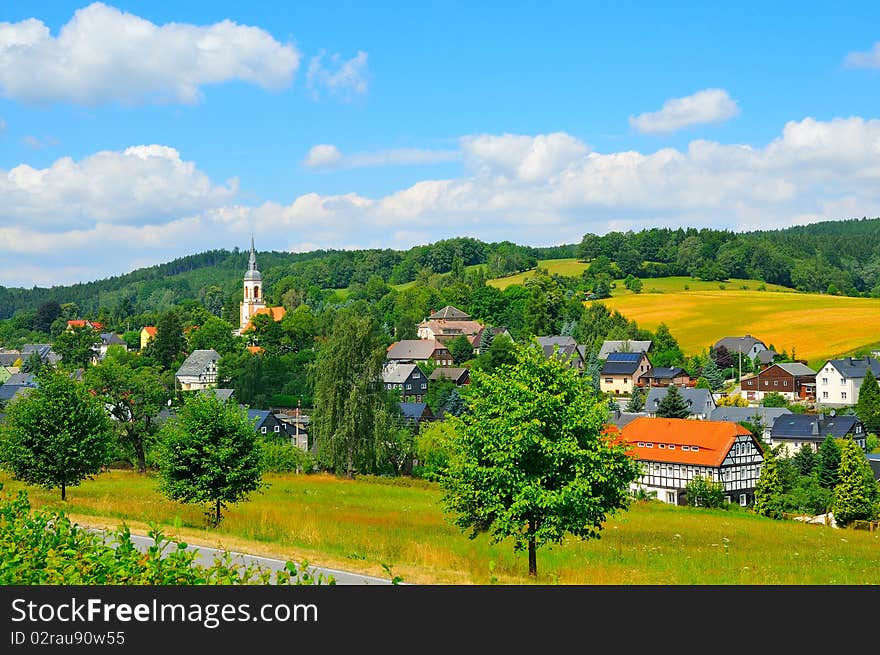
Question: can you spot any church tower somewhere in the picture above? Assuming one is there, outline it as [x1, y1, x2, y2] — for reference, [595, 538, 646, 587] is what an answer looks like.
[240, 236, 266, 330]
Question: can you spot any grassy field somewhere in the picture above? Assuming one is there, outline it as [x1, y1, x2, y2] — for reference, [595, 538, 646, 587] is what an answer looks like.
[609, 276, 794, 296]
[3, 470, 878, 585]
[597, 289, 880, 368]
[487, 258, 589, 289]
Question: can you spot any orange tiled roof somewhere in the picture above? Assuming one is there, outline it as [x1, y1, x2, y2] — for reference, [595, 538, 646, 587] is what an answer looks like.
[247, 345, 265, 354]
[67, 319, 104, 330]
[619, 416, 752, 467]
[142, 326, 157, 336]
[243, 306, 287, 332]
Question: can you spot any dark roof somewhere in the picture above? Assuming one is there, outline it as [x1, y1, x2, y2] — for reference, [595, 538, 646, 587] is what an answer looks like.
[867, 454, 880, 482]
[773, 362, 816, 377]
[176, 349, 220, 377]
[541, 343, 583, 365]
[5, 372, 35, 386]
[387, 340, 444, 361]
[771, 414, 862, 440]
[399, 402, 433, 423]
[21, 344, 52, 359]
[247, 409, 271, 427]
[536, 336, 577, 349]
[710, 406, 792, 426]
[0, 353, 21, 366]
[199, 387, 235, 402]
[100, 333, 127, 346]
[641, 366, 686, 380]
[756, 349, 778, 364]
[645, 386, 715, 415]
[824, 357, 880, 379]
[0, 385, 33, 403]
[714, 335, 767, 354]
[598, 340, 652, 359]
[607, 410, 646, 429]
[601, 351, 645, 376]
[429, 367, 469, 383]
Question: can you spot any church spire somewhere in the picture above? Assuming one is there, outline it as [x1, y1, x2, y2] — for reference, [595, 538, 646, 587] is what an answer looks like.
[248, 235, 257, 271]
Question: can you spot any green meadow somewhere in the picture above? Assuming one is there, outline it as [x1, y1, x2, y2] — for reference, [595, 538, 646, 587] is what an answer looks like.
[3, 470, 878, 585]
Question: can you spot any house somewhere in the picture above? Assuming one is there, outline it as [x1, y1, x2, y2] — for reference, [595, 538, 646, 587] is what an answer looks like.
[242, 306, 287, 335]
[598, 340, 653, 360]
[275, 407, 310, 452]
[0, 372, 37, 405]
[386, 339, 453, 366]
[429, 367, 470, 386]
[536, 336, 586, 371]
[600, 351, 651, 395]
[247, 409, 287, 440]
[0, 351, 22, 367]
[21, 344, 60, 364]
[66, 319, 104, 332]
[639, 366, 689, 387]
[607, 409, 647, 430]
[769, 413, 867, 456]
[399, 402, 434, 429]
[472, 326, 515, 354]
[416, 306, 483, 346]
[383, 362, 429, 402]
[815, 357, 880, 407]
[740, 362, 816, 402]
[713, 335, 768, 362]
[93, 333, 127, 363]
[709, 406, 793, 442]
[756, 349, 779, 367]
[867, 453, 880, 483]
[645, 386, 716, 420]
[199, 387, 235, 403]
[140, 326, 157, 349]
[619, 417, 764, 506]
[175, 349, 221, 391]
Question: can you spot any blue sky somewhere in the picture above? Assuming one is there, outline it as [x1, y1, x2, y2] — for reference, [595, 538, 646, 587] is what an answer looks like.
[2, 1, 880, 286]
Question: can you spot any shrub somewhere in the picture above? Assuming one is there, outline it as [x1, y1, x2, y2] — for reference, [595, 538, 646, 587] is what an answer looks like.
[259, 442, 315, 473]
[684, 475, 726, 508]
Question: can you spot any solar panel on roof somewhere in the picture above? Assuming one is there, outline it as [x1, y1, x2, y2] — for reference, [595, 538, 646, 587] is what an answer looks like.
[606, 352, 641, 362]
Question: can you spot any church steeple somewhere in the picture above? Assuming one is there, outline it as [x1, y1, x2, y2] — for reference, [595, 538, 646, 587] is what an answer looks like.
[248, 235, 257, 272]
[240, 236, 265, 331]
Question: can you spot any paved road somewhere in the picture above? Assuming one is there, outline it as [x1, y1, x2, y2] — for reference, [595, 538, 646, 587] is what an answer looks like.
[93, 529, 396, 585]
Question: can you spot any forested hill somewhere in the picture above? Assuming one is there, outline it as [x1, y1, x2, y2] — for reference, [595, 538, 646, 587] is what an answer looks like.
[1, 216, 879, 321]
[0, 239, 575, 319]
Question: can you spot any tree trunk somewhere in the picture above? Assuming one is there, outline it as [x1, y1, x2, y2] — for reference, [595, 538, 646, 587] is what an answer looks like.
[528, 521, 537, 577]
[346, 445, 354, 479]
[134, 439, 147, 474]
[215, 499, 221, 526]
[61, 480, 66, 501]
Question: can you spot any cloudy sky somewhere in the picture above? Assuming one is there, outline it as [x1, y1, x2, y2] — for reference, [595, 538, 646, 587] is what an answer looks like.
[2, 1, 880, 287]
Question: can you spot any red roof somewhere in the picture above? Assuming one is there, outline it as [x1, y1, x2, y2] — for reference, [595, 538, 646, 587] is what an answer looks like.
[67, 319, 104, 330]
[619, 417, 753, 467]
[243, 306, 286, 333]
[142, 326, 157, 336]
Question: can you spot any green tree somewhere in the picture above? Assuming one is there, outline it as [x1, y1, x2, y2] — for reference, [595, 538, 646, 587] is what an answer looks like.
[655, 385, 690, 419]
[310, 311, 387, 478]
[700, 357, 725, 391]
[440, 341, 639, 577]
[584, 348, 602, 396]
[831, 437, 879, 527]
[623, 275, 643, 294]
[472, 333, 517, 374]
[0, 369, 114, 500]
[157, 392, 264, 526]
[762, 392, 788, 408]
[84, 358, 169, 473]
[35, 300, 62, 334]
[149, 310, 186, 369]
[817, 435, 842, 490]
[626, 387, 644, 412]
[447, 335, 474, 364]
[478, 326, 495, 353]
[186, 316, 242, 356]
[753, 446, 786, 519]
[53, 325, 101, 369]
[856, 368, 880, 435]
[684, 475, 726, 508]
[791, 443, 818, 476]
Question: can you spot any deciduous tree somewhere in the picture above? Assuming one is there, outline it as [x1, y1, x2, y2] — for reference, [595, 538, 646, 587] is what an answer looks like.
[440, 341, 639, 577]
[831, 437, 879, 527]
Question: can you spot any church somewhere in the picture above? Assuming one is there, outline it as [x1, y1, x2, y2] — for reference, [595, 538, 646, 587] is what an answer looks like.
[236, 237, 286, 336]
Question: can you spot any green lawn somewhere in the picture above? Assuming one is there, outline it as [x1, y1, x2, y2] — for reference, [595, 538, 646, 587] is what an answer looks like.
[3, 470, 878, 585]
[487, 258, 589, 289]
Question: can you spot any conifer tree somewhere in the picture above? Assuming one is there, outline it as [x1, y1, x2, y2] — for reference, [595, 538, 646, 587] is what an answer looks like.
[831, 437, 879, 526]
[791, 443, 817, 476]
[753, 446, 786, 519]
[701, 357, 725, 391]
[478, 326, 495, 354]
[656, 385, 690, 419]
[584, 349, 602, 396]
[856, 368, 880, 435]
[626, 387, 645, 412]
[817, 434, 842, 490]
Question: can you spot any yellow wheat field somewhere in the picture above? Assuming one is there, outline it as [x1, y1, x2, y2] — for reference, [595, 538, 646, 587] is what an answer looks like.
[597, 289, 880, 368]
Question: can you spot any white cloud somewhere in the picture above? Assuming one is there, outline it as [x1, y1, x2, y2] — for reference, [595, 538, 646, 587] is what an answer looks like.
[844, 42, 880, 68]
[1, 144, 237, 229]
[303, 143, 458, 170]
[0, 2, 300, 105]
[22, 134, 59, 149]
[630, 88, 741, 134]
[4, 117, 880, 287]
[307, 50, 369, 99]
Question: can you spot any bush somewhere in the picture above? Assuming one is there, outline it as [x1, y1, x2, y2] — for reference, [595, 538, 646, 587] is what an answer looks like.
[259, 442, 315, 473]
[684, 475, 727, 508]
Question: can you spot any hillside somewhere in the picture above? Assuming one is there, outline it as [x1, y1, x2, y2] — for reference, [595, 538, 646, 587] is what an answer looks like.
[598, 289, 880, 367]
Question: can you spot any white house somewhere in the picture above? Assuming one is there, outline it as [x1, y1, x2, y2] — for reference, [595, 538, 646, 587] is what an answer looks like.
[175, 349, 221, 391]
[815, 357, 880, 407]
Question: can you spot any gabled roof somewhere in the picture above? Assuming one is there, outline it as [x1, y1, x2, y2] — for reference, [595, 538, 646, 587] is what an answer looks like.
[142, 326, 157, 336]
[200, 387, 235, 402]
[601, 351, 647, 376]
[772, 362, 816, 377]
[387, 340, 446, 360]
[176, 349, 220, 377]
[383, 363, 423, 384]
[428, 306, 470, 320]
[536, 336, 578, 348]
[243, 306, 287, 333]
[607, 410, 647, 429]
[598, 340, 652, 359]
[771, 414, 862, 440]
[247, 409, 271, 427]
[641, 366, 687, 380]
[823, 357, 880, 379]
[21, 344, 52, 358]
[99, 333, 127, 346]
[399, 402, 433, 422]
[645, 386, 715, 414]
[713, 335, 766, 354]
[756, 349, 778, 365]
[620, 416, 755, 467]
[0, 385, 33, 403]
[67, 319, 104, 331]
[4, 372, 35, 387]
[0, 353, 22, 367]
[709, 406, 792, 426]
[429, 367, 469, 383]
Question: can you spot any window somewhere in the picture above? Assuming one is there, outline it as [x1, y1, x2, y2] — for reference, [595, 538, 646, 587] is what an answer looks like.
[624, 378, 629, 384]
[841, 392, 847, 400]
[692, 446, 699, 452]
[783, 380, 788, 386]
[841, 378, 845, 385]
[605, 378, 613, 384]
[645, 443, 653, 448]
[666, 492, 676, 504]
[822, 377, 828, 384]
[405, 384, 411, 390]
[739, 494, 747, 507]
[681, 445, 689, 451]
[725, 496, 731, 504]
[421, 383, 427, 389]
[823, 391, 829, 399]
[637, 442, 645, 447]
[773, 380, 778, 386]
[659, 443, 665, 449]
[668, 444, 675, 450]
[274, 425, 280, 433]
[260, 427, 267, 434]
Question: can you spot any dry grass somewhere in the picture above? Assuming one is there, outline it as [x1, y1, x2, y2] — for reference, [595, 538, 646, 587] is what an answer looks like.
[4, 470, 880, 585]
[597, 289, 880, 367]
